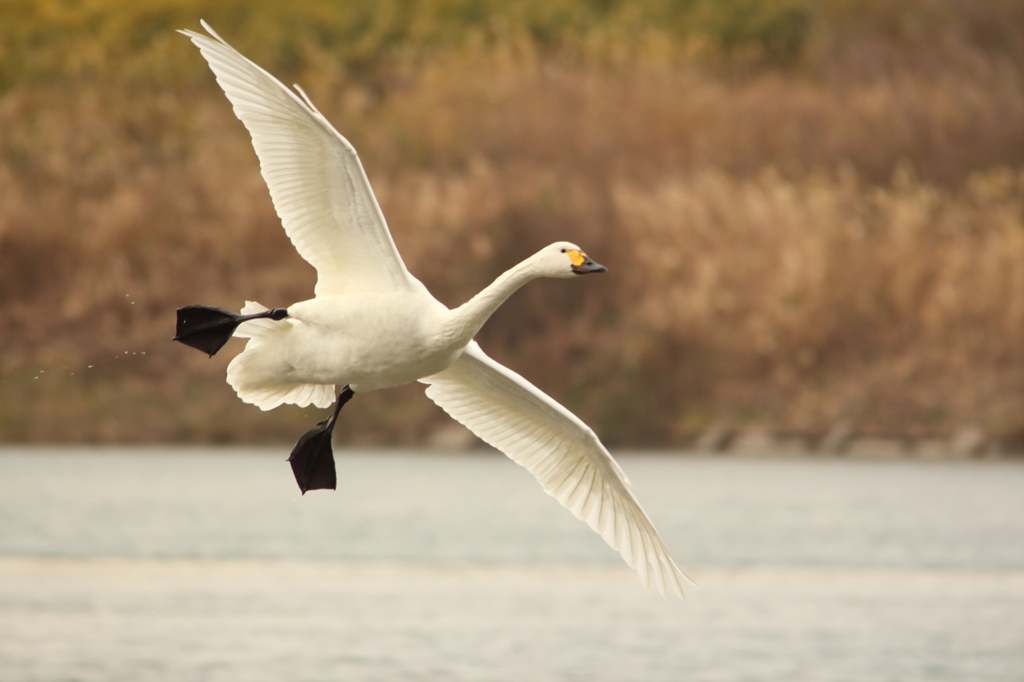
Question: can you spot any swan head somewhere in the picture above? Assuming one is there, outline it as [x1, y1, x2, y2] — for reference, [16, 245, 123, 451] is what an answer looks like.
[534, 242, 607, 278]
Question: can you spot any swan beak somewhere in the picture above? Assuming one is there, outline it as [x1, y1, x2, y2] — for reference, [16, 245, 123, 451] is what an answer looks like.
[572, 258, 607, 275]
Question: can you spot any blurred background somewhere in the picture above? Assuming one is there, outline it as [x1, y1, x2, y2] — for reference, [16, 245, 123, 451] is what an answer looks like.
[3, 5, 1024, 681]
[3, 0, 1024, 448]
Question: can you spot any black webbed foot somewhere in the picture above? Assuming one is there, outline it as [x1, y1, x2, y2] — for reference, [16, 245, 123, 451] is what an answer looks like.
[288, 425, 338, 493]
[288, 386, 354, 494]
[174, 305, 288, 357]
[173, 305, 240, 356]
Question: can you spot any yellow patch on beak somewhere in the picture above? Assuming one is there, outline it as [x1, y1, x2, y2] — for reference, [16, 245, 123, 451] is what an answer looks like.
[566, 249, 587, 266]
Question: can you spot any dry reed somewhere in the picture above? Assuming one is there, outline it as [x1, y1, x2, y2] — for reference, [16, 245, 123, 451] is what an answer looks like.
[2, 1, 1024, 444]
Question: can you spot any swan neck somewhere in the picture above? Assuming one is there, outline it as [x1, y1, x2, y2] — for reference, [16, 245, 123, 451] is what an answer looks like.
[446, 260, 539, 346]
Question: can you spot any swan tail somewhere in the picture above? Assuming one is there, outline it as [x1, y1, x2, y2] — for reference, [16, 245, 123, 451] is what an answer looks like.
[226, 301, 336, 411]
[227, 352, 337, 411]
[229, 377, 337, 411]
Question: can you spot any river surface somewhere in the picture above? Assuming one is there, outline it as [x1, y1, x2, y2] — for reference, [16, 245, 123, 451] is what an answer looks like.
[0, 447, 1022, 681]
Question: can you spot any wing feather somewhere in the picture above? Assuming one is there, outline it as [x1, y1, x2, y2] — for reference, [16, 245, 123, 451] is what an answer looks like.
[421, 342, 692, 598]
[180, 22, 420, 297]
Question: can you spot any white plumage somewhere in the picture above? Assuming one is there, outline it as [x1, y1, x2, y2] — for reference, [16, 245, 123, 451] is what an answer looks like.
[181, 21, 692, 597]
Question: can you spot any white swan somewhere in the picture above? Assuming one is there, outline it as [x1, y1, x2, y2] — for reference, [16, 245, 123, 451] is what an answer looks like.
[175, 21, 691, 598]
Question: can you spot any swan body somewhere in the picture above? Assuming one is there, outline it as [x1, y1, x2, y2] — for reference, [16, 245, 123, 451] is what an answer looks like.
[180, 21, 692, 598]
[230, 293, 453, 400]
[227, 244, 582, 406]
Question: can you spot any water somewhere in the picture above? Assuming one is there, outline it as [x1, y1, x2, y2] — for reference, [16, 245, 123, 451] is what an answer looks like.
[1, 448, 1022, 681]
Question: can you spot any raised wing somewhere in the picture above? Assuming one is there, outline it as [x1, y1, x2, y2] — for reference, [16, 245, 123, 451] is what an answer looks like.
[422, 342, 692, 598]
[181, 21, 419, 297]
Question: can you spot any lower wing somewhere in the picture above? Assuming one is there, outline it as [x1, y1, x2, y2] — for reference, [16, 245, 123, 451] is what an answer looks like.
[421, 342, 692, 598]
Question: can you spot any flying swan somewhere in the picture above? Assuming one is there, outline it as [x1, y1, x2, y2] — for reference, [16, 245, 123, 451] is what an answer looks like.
[174, 21, 691, 598]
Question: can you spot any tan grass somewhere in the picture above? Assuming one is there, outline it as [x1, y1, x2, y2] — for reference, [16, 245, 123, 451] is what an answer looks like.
[3, 3, 1024, 444]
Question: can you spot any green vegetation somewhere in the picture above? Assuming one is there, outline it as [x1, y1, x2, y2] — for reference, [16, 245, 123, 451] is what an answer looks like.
[1, 0, 813, 89]
[7, 0, 1022, 89]
[3, 0, 1024, 445]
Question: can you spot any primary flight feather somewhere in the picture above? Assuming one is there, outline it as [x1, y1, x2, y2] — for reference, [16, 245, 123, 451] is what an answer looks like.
[175, 21, 691, 598]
